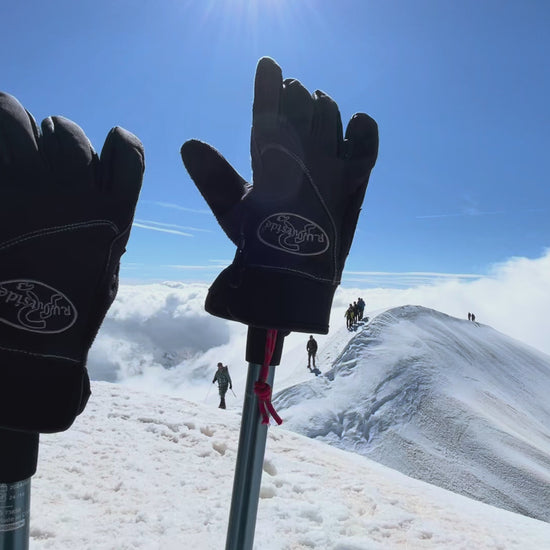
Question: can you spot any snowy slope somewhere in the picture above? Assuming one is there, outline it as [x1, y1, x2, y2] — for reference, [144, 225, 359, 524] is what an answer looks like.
[274, 305, 550, 523]
[32, 382, 550, 550]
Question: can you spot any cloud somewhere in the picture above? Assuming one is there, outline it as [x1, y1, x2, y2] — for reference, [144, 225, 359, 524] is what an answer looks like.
[336, 249, 550, 358]
[343, 271, 482, 288]
[143, 200, 210, 215]
[416, 207, 547, 220]
[135, 219, 213, 234]
[416, 210, 505, 219]
[161, 259, 228, 274]
[133, 221, 193, 237]
[88, 250, 550, 400]
[88, 283, 248, 396]
[161, 265, 224, 271]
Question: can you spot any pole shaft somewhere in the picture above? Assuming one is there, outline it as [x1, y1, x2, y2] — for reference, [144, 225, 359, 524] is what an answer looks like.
[0, 429, 37, 550]
[0, 478, 30, 550]
[225, 362, 275, 550]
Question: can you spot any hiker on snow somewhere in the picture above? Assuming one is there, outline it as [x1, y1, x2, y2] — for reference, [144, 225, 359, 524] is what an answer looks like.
[345, 304, 355, 329]
[306, 335, 318, 370]
[213, 362, 233, 409]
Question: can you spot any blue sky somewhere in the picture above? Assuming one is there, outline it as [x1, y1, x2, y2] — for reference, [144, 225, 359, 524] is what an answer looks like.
[2, 0, 549, 286]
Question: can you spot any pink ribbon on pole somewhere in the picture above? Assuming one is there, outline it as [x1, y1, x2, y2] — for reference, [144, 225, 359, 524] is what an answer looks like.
[253, 329, 283, 425]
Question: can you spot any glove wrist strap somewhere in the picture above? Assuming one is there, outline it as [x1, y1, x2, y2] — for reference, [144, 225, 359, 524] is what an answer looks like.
[0, 350, 89, 433]
[0, 429, 39, 482]
[207, 266, 336, 334]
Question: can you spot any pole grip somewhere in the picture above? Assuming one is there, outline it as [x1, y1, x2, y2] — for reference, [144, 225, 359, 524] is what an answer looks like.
[0, 430, 38, 484]
[245, 327, 286, 366]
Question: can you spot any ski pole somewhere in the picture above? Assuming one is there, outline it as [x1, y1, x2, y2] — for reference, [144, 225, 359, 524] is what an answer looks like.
[225, 327, 285, 550]
[0, 479, 31, 550]
[0, 430, 38, 550]
[204, 382, 213, 403]
[230, 388, 237, 399]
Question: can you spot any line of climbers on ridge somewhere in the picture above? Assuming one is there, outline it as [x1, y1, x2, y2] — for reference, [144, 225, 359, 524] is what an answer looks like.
[345, 297, 366, 330]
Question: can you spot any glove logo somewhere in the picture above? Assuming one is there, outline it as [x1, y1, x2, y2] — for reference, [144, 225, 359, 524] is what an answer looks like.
[0, 280, 77, 334]
[258, 213, 329, 256]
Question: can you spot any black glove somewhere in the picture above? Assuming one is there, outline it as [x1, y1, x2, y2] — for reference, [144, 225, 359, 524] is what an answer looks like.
[0, 92, 144, 433]
[181, 57, 378, 334]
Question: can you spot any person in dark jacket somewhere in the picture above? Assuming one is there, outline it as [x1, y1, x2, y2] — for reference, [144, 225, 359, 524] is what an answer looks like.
[306, 335, 318, 370]
[357, 297, 365, 321]
[213, 362, 232, 409]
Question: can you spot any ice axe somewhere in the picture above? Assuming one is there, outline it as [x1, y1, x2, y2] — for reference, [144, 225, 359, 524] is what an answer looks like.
[204, 383, 213, 403]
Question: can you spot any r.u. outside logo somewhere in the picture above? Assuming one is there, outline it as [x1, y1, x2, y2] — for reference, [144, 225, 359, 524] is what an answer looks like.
[0, 280, 77, 333]
[257, 213, 329, 256]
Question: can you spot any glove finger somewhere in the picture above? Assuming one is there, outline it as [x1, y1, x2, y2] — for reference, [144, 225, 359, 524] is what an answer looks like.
[41, 116, 97, 186]
[253, 57, 283, 129]
[99, 127, 145, 226]
[181, 139, 248, 243]
[344, 113, 379, 178]
[0, 92, 41, 169]
[312, 90, 343, 155]
[281, 78, 314, 141]
[338, 114, 378, 264]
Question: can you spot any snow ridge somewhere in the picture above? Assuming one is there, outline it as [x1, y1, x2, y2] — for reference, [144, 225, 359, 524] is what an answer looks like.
[274, 305, 550, 522]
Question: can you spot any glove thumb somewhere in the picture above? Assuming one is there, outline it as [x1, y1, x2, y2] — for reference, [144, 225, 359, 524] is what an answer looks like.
[181, 139, 249, 245]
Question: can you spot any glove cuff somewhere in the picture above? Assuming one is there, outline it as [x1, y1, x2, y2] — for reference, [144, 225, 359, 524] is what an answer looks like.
[0, 429, 39, 482]
[0, 349, 90, 433]
[206, 266, 336, 334]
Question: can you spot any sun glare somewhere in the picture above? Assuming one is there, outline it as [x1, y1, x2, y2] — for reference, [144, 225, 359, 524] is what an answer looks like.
[195, 0, 318, 43]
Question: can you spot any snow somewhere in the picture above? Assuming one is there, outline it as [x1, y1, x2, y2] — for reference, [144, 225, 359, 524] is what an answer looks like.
[274, 306, 550, 523]
[11, 276, 550, 548]
[32, 382, 550, 549]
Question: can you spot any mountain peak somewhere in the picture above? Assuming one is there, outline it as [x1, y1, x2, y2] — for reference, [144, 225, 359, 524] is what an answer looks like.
[275, 305, 550, 522]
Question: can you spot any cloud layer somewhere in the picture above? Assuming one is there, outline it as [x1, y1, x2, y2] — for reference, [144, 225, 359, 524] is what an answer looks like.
[336, 249, 550, 358]
[88, 251, 550, 397]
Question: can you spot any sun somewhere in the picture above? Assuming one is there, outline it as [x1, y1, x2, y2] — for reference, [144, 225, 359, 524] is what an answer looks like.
[195, 0, 314, 34]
